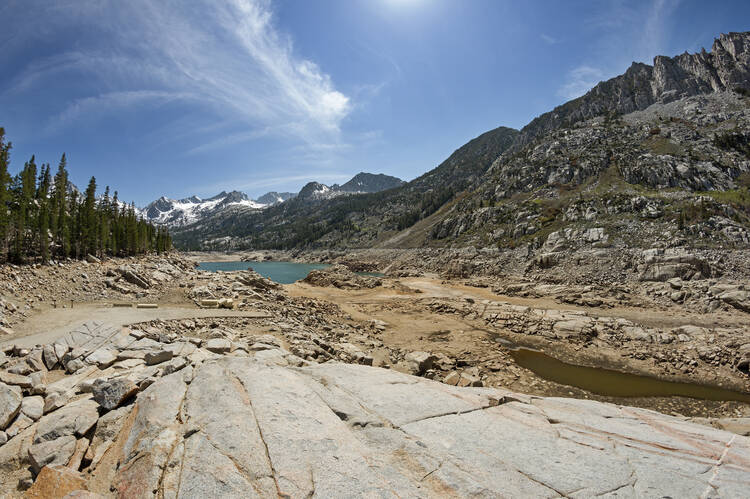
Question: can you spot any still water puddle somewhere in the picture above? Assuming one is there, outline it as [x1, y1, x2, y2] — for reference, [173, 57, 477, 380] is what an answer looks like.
[509, 347, 750, 403]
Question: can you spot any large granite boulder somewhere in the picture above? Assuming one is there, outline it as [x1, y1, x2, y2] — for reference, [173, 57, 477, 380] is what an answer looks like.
[0, 382, 22, 430]
[101, 358, 750, 498]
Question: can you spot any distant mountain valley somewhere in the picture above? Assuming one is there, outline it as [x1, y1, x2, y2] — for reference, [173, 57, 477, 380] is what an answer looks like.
[142, 172, 404, 228]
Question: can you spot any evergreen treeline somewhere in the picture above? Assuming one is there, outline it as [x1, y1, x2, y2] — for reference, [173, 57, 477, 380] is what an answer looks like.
[0, 127, 171, 264]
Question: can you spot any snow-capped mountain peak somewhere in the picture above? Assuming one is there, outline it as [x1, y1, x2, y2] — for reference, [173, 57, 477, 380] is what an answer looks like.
[144, 190, 266, 227]
[144, 172, 403, 228]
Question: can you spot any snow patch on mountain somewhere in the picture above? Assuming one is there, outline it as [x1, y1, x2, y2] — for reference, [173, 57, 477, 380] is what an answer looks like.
[144, 191, 266, 227]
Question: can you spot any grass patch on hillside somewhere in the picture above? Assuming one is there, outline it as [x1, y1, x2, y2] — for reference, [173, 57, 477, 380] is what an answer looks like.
[643, 136, 685, 156]
[703, 189, 750, 211]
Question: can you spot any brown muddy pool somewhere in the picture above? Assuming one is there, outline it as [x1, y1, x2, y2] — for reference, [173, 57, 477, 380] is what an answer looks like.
[509, 348, 750, 403]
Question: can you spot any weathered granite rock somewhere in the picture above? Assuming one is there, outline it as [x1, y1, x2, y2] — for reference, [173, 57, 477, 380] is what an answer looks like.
[102, 357, 750, 497]
[25, 465, 88, 499]
[67, 436, 90, 471]
[402, 351, 437, 375]
[0, 371, 32, 388]
[84, 406, 130, 469]
[0, 422, 35, 474]
[143, 349, 172, 365]
[20, 396, 44, 421]
[92, 378, 138, 411]
[85, 349, 117, 368]
[29, 371, 46, 395]
[0, 381, 22, 429]
[43, 390, 73, 414]
[720, 289, 750, 313]
[28, 435, 78, 473]
[34, 398, 99, 443]
[5, 413, 34, 438]
[113, 373, 187, 498]
[26, 349, 46, 373]
[205, 338, 231, 353]
[42, 345, 59, 370]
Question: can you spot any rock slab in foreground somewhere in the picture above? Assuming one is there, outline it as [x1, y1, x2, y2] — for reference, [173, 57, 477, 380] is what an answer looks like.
[106, 357, 750, 498]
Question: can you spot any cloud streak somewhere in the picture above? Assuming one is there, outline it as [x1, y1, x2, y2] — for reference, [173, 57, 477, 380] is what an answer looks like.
[9, 0, 352, 149]
[557, 65, 605, 100]
[540, 34, 559, 45]
[46, 90, 193, 134]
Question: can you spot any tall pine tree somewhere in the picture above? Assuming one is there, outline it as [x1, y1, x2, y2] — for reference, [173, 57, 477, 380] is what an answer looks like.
[0, 129, 10, 259]
[82, 176, 98, 256]
[37, 164, 51, 262]
[52, 154, 70, 258]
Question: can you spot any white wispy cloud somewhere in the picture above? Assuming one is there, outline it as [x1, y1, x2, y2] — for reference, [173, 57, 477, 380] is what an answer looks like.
[12, 0, 352, 150]
[192, 172, 352, 197]
[557, 66, 605, 100]
[45, 90, 193, 133]
[540, 34, 559, 45]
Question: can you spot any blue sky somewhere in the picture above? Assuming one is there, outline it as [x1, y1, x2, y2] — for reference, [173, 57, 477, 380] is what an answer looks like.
[1, 0, 748, 205]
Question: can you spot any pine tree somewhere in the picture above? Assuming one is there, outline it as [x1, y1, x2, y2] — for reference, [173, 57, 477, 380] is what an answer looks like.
[82, 176, 98, 256]
[0, 129, 10, 259]
[100, 186, 110, 257]
[111, 191, 120, 256]
[69, 190, 80, 259]
[53, 154, 70, 258]
[37, 164, 51, 262]
[13, 157, 37, 262]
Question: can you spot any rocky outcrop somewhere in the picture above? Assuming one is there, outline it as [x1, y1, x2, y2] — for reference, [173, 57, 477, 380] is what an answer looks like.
[302, 264, 382, 289]
[518, 32, 750, 145]
[0, 319, 749, 497]
[91, 359, 750, 497]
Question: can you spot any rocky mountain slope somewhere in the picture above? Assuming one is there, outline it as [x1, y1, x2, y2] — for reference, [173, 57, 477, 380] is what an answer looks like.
[430, 89, 750, 250]
[297, 173, 405, 201]
[255, 191, 295, 205]
[171, 126, 519, 249]
[170, 32, 750, 252]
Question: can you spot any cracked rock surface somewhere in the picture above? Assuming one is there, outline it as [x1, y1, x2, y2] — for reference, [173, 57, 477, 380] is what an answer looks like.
[110, 359, 750, 498]
[1, 320, 749, 497]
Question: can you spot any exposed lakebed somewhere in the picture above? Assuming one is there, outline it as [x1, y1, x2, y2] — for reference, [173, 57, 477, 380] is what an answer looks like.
[198, 260, 750, 405]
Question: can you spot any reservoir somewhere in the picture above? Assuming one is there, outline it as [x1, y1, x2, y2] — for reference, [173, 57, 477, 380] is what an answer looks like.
[197, 261, 331, 284]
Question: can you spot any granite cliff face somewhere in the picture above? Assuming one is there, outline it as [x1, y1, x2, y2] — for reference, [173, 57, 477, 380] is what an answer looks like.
[518, 32, 750, 145]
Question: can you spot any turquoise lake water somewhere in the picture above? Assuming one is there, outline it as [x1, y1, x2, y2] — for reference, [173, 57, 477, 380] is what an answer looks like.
[197, 261, 331, 284]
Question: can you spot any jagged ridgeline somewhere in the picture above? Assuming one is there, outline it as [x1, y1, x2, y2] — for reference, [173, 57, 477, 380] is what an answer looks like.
[0, 127, 171, 263]
[172, 31, 750, 251]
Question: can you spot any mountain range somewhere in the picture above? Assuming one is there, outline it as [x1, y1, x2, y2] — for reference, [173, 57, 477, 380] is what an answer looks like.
[142, 172, 404, 228]
[169, 31, 750, 252]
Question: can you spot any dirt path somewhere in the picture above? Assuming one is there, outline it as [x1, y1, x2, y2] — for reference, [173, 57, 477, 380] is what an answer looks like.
[2, 304, 271, 348]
